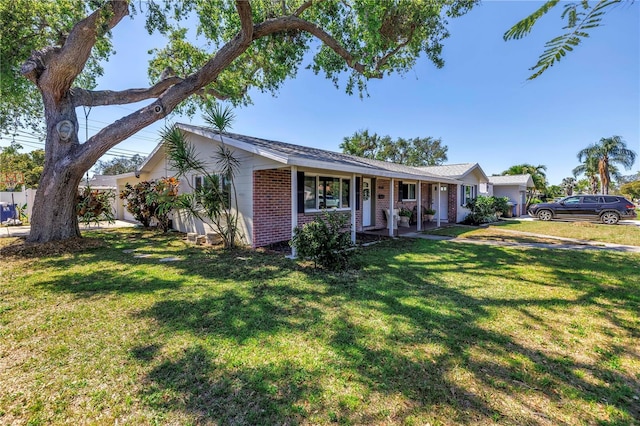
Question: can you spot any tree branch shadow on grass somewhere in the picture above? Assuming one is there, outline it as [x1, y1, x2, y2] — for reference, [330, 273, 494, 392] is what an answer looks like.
[18, 229, 639, 424]
[125, 238, 639, 424]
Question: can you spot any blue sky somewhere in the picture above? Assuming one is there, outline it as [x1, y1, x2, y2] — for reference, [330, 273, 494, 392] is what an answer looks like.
[9, 1, 640, 185]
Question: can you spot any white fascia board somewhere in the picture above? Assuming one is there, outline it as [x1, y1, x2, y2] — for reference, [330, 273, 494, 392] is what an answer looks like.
[289, 157, 460, 184]
[137, 142, 165, 172]
[460, 163, 489, 182]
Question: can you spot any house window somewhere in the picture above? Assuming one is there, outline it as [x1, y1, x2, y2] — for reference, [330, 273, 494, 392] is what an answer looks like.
[401, 182, 416, 201]
[194, 174, 230, 207]
[461, 184, 477, 206]
[303, 175, 350, 211]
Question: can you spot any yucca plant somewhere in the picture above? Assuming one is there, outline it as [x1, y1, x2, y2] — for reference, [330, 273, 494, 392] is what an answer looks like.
[163, 104, 243, 249]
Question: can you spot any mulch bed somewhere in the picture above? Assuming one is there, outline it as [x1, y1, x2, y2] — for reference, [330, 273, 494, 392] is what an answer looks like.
[0, 237, 105, 258]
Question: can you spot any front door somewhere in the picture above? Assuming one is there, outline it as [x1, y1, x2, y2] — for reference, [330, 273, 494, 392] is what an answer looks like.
[362, 178, 372, 227]
[433, 185, 448, 221]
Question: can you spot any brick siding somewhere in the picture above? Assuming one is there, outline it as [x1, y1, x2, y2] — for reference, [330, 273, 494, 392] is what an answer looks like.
[448, 184, 458, 223]
[252, 169, 291, 248]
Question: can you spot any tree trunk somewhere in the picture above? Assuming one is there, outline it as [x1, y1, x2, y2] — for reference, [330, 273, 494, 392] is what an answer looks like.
[26, 102, 88, 243]
[28, 165, 83, 242]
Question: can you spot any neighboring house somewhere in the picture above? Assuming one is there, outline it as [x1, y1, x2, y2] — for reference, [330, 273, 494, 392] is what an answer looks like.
[487, 174, 534, 216]
[115, 124, 490, 249]
[416, 163, 490, 222]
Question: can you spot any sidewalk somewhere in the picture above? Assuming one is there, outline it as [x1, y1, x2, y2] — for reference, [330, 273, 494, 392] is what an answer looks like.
[0, 220, 137, 238]
[401, 228, 640, 253]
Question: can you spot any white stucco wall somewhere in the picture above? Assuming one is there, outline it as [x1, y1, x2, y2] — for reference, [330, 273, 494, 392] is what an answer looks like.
[457, 169, 489, 222]
[118, 132, 285, 246]
[493, 185, 527, 216]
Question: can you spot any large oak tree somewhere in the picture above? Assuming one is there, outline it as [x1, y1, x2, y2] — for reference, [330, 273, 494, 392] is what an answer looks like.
[1, 0, 477, 242]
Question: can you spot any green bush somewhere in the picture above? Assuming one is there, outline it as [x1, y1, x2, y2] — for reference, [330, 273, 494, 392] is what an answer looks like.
[462, 195, 507, 225]
[76, 185, 115, 227]
[290, 212, 353, 270]
[119, 178, 179, 231]
[493, 196, 510, 216]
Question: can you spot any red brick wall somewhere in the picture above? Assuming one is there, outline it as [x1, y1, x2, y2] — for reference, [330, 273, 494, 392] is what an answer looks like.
[448, 184, 458, 223]
[253, 169, 292, 247]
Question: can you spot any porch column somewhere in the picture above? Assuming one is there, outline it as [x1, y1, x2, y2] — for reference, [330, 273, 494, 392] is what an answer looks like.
[350, 173, 356, 244]
[290, 166, 298, 258]
[417, 180, 422, 231]
[389, 178, 395, 237]
[436, 182, 441, 228]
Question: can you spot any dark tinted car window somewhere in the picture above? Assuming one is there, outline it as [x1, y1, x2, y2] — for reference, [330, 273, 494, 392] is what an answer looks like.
[603, 196, 618, 203]
[582, 196, 599, 203]
[563, 197, 580, 204]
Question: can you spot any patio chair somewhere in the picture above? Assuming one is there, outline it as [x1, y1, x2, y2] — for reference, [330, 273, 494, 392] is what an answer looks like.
[383, 208, 398, 229]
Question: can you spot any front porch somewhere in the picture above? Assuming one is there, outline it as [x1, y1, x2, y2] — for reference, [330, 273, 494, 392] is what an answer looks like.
[362, 219, 447, 238]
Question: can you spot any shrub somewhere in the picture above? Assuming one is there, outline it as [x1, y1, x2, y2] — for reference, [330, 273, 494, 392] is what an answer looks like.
[119, 178, 179, 231]
[76, 185, 115, 227]
[290, 212, 353, 270]
[493, 196, 510, 216]
[462, 195, 507, 225]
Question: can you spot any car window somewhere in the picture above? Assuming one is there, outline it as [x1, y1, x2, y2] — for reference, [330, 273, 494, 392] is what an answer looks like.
[603, 196, 618, 203]
[563, 196, 581, 204]
[582, 196, 599, 203]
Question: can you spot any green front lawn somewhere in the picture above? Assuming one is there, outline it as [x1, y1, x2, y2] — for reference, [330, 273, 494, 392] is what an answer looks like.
[495, 219, 640, 246]
[424, 220, 640, 247]
[1, 229, 639, 425]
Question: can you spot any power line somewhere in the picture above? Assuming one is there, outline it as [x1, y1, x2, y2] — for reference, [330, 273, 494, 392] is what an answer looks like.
[5, 130, 153, 156]
[6, 137, 149, 161]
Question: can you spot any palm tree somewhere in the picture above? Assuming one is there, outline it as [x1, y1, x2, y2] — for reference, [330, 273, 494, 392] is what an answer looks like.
[572, 153, 600, 194]
[502, 163, 547, 192]
[561, 177, 576, 196]
[576, 136, 637, 194]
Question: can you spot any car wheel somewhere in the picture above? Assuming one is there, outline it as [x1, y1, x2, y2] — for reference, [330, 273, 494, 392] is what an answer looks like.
[537, 209, 553, 221]
[600, 211, 620, 225]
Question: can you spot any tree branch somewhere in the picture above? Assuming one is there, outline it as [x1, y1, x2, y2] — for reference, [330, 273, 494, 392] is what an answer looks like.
[236, 0, 254, 42]
[254, 16, 380, 78]
[375, 25, 416, 71]
[20, 1, 129, 101]
[71, 76, 183, 107]
[76, 11, 383, 167]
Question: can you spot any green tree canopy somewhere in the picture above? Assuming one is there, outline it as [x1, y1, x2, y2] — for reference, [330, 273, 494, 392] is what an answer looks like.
[93, 154, 145, 175]
[0, 143, 45, 190]
[340, 129, 448, 167]
[620, 180, 640, 201]
[1, 0, 478, 242]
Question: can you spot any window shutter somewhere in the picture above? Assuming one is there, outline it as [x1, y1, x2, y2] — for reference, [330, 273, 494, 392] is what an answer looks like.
[297, 171, 305, 214]
[356, 177, 361, 210]
[461, 185, 465, 206]
[398, 181, 403, 201]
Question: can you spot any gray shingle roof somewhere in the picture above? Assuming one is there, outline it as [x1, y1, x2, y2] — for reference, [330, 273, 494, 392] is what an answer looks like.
[488, 174, 533, 186]
[175, 124, 459, 182]
[416, 163, 481, 179]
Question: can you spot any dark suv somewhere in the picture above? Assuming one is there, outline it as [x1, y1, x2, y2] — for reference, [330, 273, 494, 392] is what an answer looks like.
[528, 195, 637, 224]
